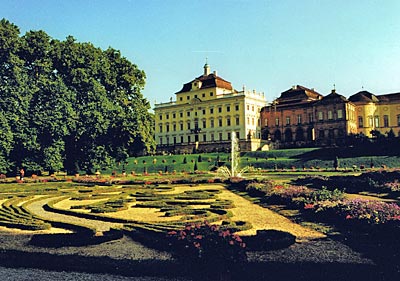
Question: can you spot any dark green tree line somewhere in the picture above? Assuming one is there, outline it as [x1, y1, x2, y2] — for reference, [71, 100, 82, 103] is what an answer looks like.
[0, 19, 155, 175]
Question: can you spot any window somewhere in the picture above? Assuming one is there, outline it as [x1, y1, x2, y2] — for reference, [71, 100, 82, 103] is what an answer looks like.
[159, 137, 163, 145]
[227, 106, 230, 112]
[227, 133, 231, 140]
[166, 114, 169, 120]
[236, 117, 240, 125]
[235, 105, 239, 111]
[328, 111, 333, 120]
[166, 124, 170, 132]
[252, 105, 254, 111]
[202, 109, 206, 115]
[202, 93, 205, 98]
[210, 119, 214, 128]
[180, 136, 184, 143]
[358, 116, 363, 128]
[247, 117, 250, 125]
[210, 108, 214, 114]
[187, 136, 191, 142]
[194, 94, 197, 98]
[384, 115, 389, 127]
[179, 97, 183, 101]
[227, 118, 231, 126]
[252, 118, 255, 125]
[173, 124, 176, 131]
[187, 122, 191, 130]
[247, 105, 250, 110]
[173, 137, 176, 144]
[203, 134, 206, 142]
[159, 125, 163, 133]
[210, 92, 213, 96]
[159, 114, 162, 120]
[218, 119, 223, 127]
[297, 115, 301, 124]
[211, 133, 214, 141]
[187, 111, 191, 117]
[275, 118, 279, 126]
[202, 120, 206, 128]
[219, 133, 223, 140]
[187, 96, 190, 100]
[337, 109, 343, 119]
[368, 115, 373, 127]
[180, 112, 183, 118]
[218, 107, 222, 113]
[173, 113, 176, 118]
[286, 117, 290, 125]
[308, 113, 313, 123]
[180, 123, 183, 130]
[374, 116, 380, 128]
[318, 112, 323, 121]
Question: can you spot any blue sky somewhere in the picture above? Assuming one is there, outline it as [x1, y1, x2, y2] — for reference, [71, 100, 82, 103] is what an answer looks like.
[2, 0, 400, 107]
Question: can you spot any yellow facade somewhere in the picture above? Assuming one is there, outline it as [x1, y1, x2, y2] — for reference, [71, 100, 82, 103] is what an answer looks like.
[154, 64, 267, 153]
[350, 91, 400, 137]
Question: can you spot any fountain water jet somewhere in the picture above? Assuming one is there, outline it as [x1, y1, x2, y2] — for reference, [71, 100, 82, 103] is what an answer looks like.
[217, 131, 248, 178]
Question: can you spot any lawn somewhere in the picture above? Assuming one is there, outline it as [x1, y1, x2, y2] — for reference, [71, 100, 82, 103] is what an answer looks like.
[97, 147, 400, 176]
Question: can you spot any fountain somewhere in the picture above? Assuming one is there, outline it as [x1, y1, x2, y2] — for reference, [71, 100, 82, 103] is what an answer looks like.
[217, 131, 248, 178]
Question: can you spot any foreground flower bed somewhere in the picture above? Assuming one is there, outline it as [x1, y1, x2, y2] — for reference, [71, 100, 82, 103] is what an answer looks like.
[167, 221, 247, 280]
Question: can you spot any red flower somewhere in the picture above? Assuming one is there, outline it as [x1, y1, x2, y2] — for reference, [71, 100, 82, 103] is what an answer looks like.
[304, 203, 314, 210]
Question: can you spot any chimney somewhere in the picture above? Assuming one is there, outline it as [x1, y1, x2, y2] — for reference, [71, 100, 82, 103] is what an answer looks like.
[213, 70, 217, 76]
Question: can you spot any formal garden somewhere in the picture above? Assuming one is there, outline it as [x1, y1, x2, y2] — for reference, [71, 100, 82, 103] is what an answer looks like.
[1, 151, 400, 280]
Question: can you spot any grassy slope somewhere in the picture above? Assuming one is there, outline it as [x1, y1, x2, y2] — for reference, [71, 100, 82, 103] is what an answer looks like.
[101, 147, 400, 175]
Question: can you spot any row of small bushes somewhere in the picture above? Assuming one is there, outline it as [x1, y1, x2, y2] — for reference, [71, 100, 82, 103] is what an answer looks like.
[0, 196, 51, 230]
[294, 170, 400, 194]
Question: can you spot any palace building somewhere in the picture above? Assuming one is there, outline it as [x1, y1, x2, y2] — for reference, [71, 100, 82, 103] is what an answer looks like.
[154, 63, 267, 153]
[349, 91, 400, 137]
[261, 85, 400, 148]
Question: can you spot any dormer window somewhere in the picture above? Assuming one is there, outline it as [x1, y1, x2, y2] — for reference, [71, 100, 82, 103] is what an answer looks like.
[192, 80, 202, 90]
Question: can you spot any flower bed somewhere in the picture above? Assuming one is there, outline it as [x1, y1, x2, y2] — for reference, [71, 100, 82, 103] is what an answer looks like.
[238, 179, 400, 235]
[167, 221, 247, 279]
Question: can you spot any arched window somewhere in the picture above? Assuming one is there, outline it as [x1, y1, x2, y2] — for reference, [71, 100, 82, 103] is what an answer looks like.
[295, 127, 305, 141]
[284, 128, 293, 142]
[274, 130, 282, 141]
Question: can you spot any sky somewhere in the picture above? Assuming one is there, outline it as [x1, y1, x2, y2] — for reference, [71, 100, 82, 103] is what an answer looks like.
[2, 0, 400, 108]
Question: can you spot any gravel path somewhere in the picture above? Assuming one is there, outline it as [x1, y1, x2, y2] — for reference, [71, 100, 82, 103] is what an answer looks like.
[0, 266, 191, 281]
[26, 197, 123, 232]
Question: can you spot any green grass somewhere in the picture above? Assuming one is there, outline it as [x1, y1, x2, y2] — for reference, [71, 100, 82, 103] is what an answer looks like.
[98, 147, 400, 176]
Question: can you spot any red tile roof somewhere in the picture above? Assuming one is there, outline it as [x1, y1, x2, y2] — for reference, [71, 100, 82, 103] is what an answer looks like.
[175, 73, 233, 94]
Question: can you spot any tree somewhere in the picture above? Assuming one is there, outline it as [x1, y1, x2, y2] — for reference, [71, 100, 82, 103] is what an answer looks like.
[0, 19, 155, 175]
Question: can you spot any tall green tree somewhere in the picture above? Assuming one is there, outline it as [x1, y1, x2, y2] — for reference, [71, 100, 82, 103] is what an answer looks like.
[0, 19, 154, 175]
